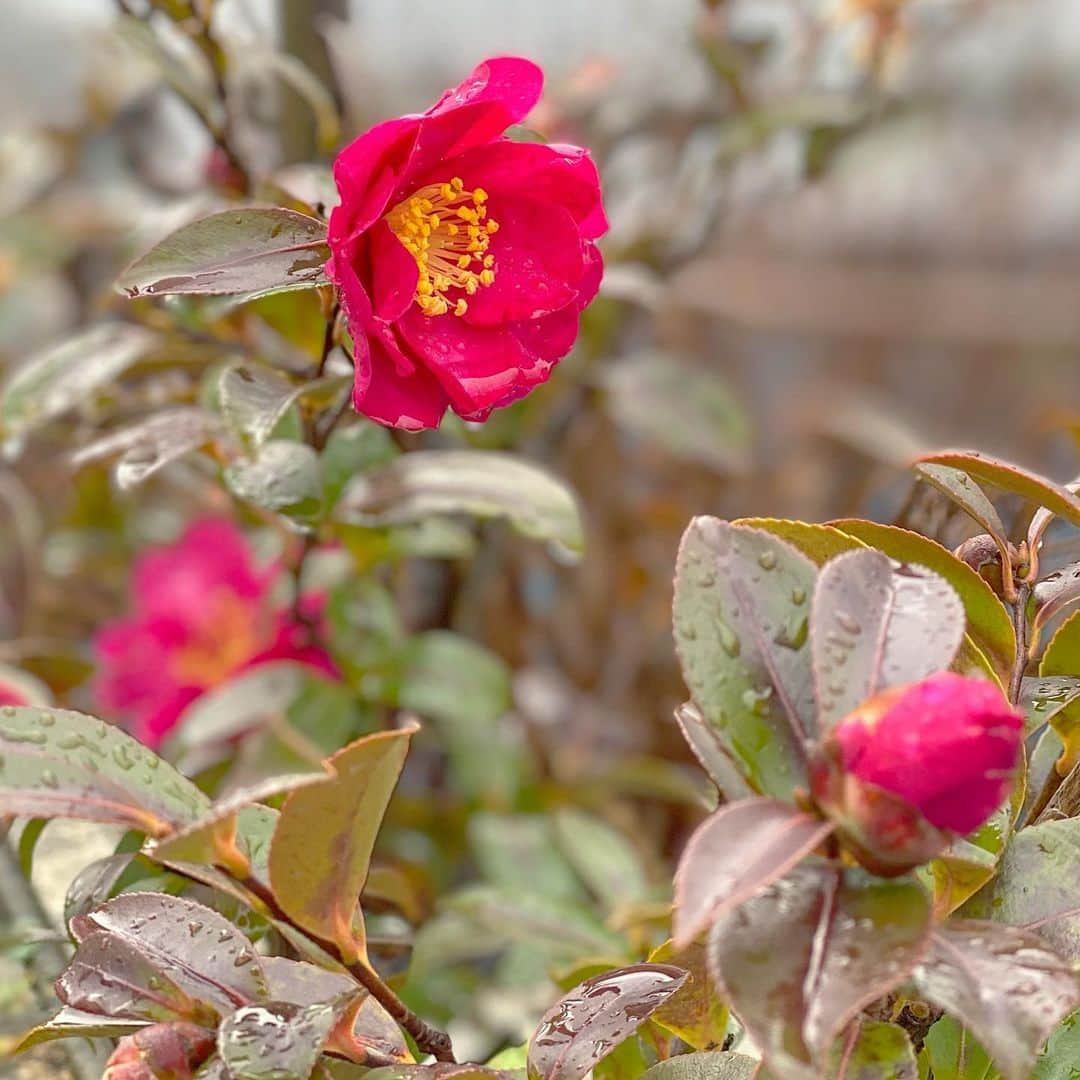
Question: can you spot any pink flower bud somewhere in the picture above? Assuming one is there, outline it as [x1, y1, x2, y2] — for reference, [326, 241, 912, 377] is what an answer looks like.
[812, 672, 1023, 875]
[103, 1023, 215, 1080]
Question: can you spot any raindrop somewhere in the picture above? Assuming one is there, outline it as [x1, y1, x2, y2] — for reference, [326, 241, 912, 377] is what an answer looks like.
[717, 621, 741, 659]
[757, 550, 777, 571]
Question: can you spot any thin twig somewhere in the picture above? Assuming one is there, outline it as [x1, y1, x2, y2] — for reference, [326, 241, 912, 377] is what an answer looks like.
[1008, 582, 1031, 706]
[316, 304, 340, 379]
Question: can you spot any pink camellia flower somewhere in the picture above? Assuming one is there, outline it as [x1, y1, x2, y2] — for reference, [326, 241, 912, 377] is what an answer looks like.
[812, 671, 1023, 875]
[94, 518, 336, 749]
[0, 682, 28, 706]
[326, 56, 607, 430]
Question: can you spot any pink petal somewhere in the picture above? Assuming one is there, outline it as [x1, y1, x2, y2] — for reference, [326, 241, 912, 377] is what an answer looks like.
[464, 196, 583, 325]
[429, 56, 543, 126]
[398, 309, 527, 415]
[353, 333, 450, 430]
[368, 221, 419, 321]
[327, 249, 375, 342]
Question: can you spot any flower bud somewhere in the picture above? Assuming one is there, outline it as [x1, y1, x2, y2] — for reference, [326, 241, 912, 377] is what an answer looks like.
[812, 672, 1023, 875]
[103, 1023, 215, 1080]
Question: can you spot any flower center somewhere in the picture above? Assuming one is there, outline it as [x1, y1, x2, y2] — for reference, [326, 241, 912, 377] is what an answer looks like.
[387, 177, 499, 317]
[170, 588, 261, 688]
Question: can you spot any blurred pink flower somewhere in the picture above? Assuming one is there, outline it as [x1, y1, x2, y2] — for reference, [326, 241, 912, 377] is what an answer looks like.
[326, 56, 607, 431]
[0, 684, 28, 706]
[94, 518, 336, 748]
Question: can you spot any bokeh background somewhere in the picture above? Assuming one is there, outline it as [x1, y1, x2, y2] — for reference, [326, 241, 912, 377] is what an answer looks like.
[4, 0, 1080, 1074]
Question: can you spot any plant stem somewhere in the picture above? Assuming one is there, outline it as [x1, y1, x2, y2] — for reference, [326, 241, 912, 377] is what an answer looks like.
[1008, 582, 1031, 706]
[234, 873, 456, 1062]
[316, 304, 340, 379]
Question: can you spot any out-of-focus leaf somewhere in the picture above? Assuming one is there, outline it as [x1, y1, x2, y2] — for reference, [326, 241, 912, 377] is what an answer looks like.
[218, 998, 351, 1080]
[966, 817, 1080, 962]
[673, 702, 754, 802]
[116, 209, 329, 299]
[72, 893, 268, 1015]
[916, 450, 1080, 530]
[398, 632, 521, 804]
[338, 450, 584, 560]
[811, 549, 964, 730]
[603, 352, 750, 473]
[57, 931, 218, 1025]
[225, 439, 324, 526]
[1031, 1010, 1080, 1079]
[708, 863, 931, 1079]
[527, 964, 688, 1080]
[0, 471, 40, 637]
[63, 853, 134, 924]
[1, 323, 157, 444]
[673, 798, 833, 947]
[553, 809, 649, 911]
[169, 661, 311, 752]
[830, 519, 1015, 681]
[913, 463, 1010, 551]
[673, 518, 816, 798]
[647, 939, 730, 1051]
[469, 813, 586, 904]
[827, 1021, 917, 1080]
[0, 662, 51, 705]
[364, 1069, 520, 1080]
[321, 422, 399, 509]
[639, 1054, 757, 1080]
[1040, 613, 1080, 776]
[913, 921, 1080, 1080]
[269, 725, 416, 962]
[922, 810, 1005, 918]
[922, 1015, 993, 1080]
[0, 706, 209, 835]
[71, 407, 224, 488]
[14, 1007, 150, 1052]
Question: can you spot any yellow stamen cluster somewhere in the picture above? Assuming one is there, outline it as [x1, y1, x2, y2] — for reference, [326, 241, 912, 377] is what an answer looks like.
[387, 177, 499, 317]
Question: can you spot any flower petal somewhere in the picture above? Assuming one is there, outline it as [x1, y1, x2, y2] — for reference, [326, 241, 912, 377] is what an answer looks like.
[353, 333, 450, 430]
[368, 220, 419, 322]
[429, 56, 543, 126]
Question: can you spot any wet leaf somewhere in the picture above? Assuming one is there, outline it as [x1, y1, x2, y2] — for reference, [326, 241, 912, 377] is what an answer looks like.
[14, 1007, 150, 1052]
[116, 208, 330, 298]
[737, 518, 861, 565]
[828, 1021, 917, 1080]
[673, 702, 754, 802]
[71, 407, 224, 489]
[218, 998, 351, 1080]
[0, 323, 157, 444]
[63, 853, 134, 924]
[912, 920, 1080, 1080]
[1033, 562, 1080, 646]
[673, 518, 817, 799]
[225, 439, 324, 526]
[639, 1054, 757, 1080]
[527, 963, 688, 1080]
[916, 450, 1080, 530]
[219, 363, 349, 450]
[72, 892, 268, 1016]
[0, 705, 210, 835]
[830, 519, 1015, 681]
[57, 930, 218, 1025]
[337, 450, 584, 560]
[603, 352, 751, 473]
[647, 939, 730, 1050]
[708, 863, 932, 1079]
[269, 725, 417, 962]
[673, 798, 833, 947]
[913, 463, 1010, 551]
[811, 549, 964, 730]
[1040, 613, 1080, 776]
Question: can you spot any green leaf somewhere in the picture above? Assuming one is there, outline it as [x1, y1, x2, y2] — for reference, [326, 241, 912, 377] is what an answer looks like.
[0, 706, 210, 835]
[647, 939, 731, 1051]
[337, 450, 584, 559]
[673, 702, 755, 802]
[921, 808, 1007, 918]
[1032, 1009, 1080, 1079]
[552, 809, 650, 912]
[913, 921, 1080, 1080]
[673, 518, 816, 798]
[225, 439, 325, 526]
[469, 813, 587, 904]
[913, 463, 1010, 550]
[268, 725, 416, 962]
[1, 323, 156, 443]
[673, 798, 834, 947]
[603, 352, 751, 473]
[916, 450, 1080, 530]
[829, 519, 1015, 682]
[736, 518, 861, 565]
[1040, 612, 1080, 777]
[811, 549, 964, 730]
[217, 998, 352, 1080]
[72, 407, 223, 489]
[639, 1054, 757, 1080]
[923, 1016, 993, 1080]
[708, 863, 932, 1078]
[116, 208, 330, 299]
[63, 853, 134, 924]
[527, 964, 688, 1080]
[828, 1021, 917, 1080]
[72, 892, 268, 1016]
[320, 422, 399, 509]
[14, 1007, 150, 1053]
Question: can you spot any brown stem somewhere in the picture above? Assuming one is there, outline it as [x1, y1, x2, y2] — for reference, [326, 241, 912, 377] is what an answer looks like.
[1008, 583, 1031, 707]
[316, 304, 340, 379]
[233, 873, 455, 1062]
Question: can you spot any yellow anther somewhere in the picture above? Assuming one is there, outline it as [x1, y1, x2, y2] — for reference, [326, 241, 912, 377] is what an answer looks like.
[486, 220, 499, 234]
[454, 299, 468, 316]
[473, 187, 488, 203]
[480, 269, 495, 286]
[451, 177, 465, 192]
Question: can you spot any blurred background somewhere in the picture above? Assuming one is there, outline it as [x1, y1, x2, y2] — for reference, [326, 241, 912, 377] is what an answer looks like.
[4, 0, 1080, 1073]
